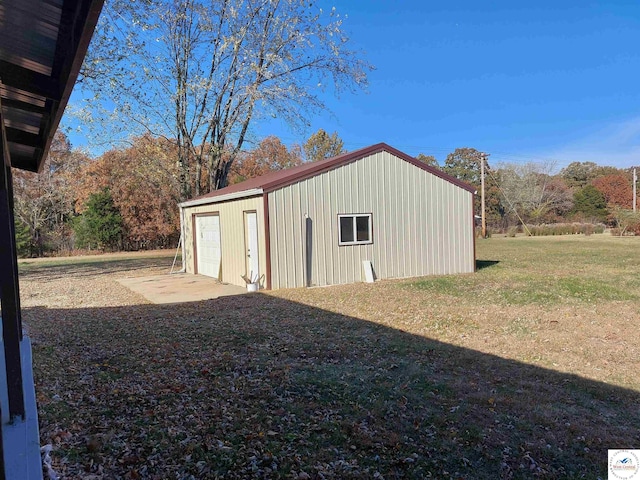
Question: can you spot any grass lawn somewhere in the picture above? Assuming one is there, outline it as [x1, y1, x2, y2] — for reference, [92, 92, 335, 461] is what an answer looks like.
[23, 235, 640, 479]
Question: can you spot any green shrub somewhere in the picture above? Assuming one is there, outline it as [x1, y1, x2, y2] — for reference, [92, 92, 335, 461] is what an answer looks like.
[15, 219, 32, 258]
[571, 185, 608, 221]
[73, 188, 123, 251]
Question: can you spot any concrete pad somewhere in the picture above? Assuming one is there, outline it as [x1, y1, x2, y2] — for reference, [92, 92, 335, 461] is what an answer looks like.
[117, 273, 247, 304]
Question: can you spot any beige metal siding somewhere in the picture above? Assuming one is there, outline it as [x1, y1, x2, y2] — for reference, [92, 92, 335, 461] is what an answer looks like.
[268, 151, 474, 289]
[182, 196, 266, 288]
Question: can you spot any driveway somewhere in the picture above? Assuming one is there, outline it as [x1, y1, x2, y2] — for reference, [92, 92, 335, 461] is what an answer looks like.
[117, 273, 247, 304]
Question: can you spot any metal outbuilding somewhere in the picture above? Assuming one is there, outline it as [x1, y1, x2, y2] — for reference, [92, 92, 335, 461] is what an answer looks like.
[179, 143, 476, 290]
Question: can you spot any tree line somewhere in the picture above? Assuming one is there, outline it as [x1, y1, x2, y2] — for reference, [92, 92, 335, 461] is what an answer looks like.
[13, 128, 638, 257]
[430, 147, 639, 234]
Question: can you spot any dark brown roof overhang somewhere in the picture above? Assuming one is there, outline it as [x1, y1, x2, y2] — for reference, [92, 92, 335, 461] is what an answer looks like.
[0, 0, 105, 172]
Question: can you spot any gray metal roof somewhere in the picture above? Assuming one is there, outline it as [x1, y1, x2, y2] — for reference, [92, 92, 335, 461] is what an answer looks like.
[0, 0, 104, 172]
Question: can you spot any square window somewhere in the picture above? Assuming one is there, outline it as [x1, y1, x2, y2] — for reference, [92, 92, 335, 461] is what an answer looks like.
[338, 214, 372, 245]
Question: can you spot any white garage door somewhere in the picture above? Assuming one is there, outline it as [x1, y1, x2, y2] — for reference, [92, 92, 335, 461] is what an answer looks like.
[195, 215, 221, 279]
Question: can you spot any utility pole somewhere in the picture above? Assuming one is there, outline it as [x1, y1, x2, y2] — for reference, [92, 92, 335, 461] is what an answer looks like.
[633, 167, 637, 212]
[480, 153, 487, 239]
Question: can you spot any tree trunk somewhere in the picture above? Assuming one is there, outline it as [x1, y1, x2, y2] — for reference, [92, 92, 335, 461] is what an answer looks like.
[208, 144, 225, 191]
[177, 148, 191, 201]
[194, 154, 202, 197]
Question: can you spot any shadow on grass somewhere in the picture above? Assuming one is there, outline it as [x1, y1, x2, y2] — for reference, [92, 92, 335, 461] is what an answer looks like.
[25, 294, 638, 479]
[476, 259, 500, 270]
[18, 256, 174, 280]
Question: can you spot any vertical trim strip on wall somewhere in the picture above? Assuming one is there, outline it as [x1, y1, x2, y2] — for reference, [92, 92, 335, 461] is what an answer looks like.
[263, 193, 272, 290]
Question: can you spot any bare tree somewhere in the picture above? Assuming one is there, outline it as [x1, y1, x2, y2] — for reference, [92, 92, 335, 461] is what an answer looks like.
[497, 162, 572, 223]
[12, 132, 87, 255]
[78, 0, 371, 199]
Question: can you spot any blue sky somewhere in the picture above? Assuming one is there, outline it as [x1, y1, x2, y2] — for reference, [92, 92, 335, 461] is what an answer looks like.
[260, 0, 640, 169]
[69, 1, 640, 170]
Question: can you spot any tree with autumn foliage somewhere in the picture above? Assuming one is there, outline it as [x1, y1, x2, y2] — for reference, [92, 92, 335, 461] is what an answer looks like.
[442, 148, 503, 223]
[415, 153, 438, 167]
[12, 131, 88, 255]
[303, 129, 345, 162]
[229, 137, 302, 184]
[592, 173, 633, 209]
[74, 135, 181, 250]
[443, 148, 485, 186]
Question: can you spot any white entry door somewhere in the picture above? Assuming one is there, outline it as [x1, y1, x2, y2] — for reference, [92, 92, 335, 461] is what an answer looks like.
[245, 212, 259, 283]
[195, 215, 221, 279]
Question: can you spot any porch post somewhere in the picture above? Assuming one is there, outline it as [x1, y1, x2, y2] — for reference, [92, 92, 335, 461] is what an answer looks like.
[0, 94, 25, 420]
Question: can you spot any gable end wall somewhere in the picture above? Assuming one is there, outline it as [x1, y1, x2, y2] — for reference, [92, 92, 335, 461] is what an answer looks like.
[268, 151, 474, 289]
